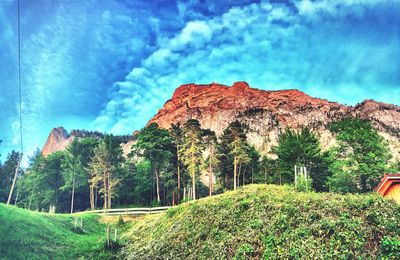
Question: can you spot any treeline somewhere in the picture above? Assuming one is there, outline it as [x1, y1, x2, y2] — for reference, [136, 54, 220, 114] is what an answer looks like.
[0, 118, 398, 213]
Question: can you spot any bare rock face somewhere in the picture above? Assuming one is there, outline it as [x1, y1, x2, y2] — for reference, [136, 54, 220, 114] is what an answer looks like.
[149, 82, 400, 160]
[41, 127, 73, 157]
[42, 127, 135, 157]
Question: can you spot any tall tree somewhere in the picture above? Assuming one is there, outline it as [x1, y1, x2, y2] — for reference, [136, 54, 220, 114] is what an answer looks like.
[131, 123, 173, 204]
[181, 119, 204, 200]
[246, 145, 261, 185]
[0, 151, 22, 203]
[62, 138, 83, 213]
[273, 128, 328, 191]
[89, 137, 122, 209]
[6, 151, 22, 205]
[328, 118, 392, 193]
[219, 121, 250, 190]
[18, 152, 66, 212]
[170, 123, 183, 202]
[203, 129, 219, 196]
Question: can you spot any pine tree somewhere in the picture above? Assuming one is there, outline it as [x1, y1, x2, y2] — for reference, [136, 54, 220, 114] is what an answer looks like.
[181, 119, 204, 200]
[131, 123, 173, 204]
[219, 121, 250, 190]
[328, 118, 392, 193]
[170, 123, 183, 202]
[89, 137, 121, 209]
[273, 128, 327, 191]
[0, 151, 22, 203]
[203, 129, 219, 196]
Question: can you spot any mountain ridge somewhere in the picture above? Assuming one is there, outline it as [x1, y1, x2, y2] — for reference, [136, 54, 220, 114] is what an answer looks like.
[149, 82, 400, 159]
[42, 82, 400, 160]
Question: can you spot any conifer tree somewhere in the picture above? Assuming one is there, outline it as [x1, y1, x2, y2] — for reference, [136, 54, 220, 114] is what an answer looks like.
[273, 128, 327, 191]
[170, 123, 183, 202]
[181, 119, 204, 200]
[219, 121, 250, 190]
[328, 118, 392, 193]
[131, 123, 173, 204]
[89, 136, 122, 209]
[203, 129, 219, 196]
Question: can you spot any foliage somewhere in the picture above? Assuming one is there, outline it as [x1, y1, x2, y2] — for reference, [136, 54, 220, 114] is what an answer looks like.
[18, 152, 67, 212]
[89, 136, 122, 209]
[181, 119, 205, 199]
[121, 184, 400, 259]
[273, 128, 329, 191]
[131, 123, 174, 203]
[218, 121, 254, 190]
[328, 118, 392, 193]
[203, 129, 219, 196]
[0, 150, 23, 202]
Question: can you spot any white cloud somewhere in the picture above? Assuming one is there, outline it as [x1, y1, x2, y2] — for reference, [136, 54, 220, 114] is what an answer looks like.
[93, 0, 400, 135]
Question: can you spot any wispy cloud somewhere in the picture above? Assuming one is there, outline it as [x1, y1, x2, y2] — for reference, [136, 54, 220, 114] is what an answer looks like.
[93, 0, 400, 134]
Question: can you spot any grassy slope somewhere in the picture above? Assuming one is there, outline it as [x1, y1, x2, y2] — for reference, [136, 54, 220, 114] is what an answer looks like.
[0, 203, 110, 259]
[122, 184, 400, 259]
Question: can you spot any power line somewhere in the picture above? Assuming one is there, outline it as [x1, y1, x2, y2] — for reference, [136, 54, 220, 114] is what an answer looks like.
[18, 0, 23, 155]
[8, 0, 23, 205]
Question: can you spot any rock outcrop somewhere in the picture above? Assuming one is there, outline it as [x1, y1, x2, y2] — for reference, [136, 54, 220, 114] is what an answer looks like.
[42, 127, 136, 157]
[41, 127, 74, 157]
[149, 82, 400, 160]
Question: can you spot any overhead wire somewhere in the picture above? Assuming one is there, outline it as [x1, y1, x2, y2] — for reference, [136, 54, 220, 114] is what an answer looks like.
[7, 0, 23, 205]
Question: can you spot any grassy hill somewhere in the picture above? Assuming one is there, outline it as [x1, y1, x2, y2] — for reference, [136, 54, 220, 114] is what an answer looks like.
[0, 203, 110, 259]
[121, 184, 400, 259]
[2, 185, 400, 259]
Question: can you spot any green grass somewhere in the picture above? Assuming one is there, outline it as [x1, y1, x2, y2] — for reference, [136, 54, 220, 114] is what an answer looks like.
[0, 203, 111, 259]
[121, 184, 400, 259]
[2, 185, 400, 259]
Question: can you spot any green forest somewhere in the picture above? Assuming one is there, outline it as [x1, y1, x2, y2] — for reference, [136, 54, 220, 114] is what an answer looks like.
[0, 117, 398, 213]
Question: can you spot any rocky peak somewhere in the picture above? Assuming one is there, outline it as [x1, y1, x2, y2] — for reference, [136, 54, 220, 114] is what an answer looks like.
[149, 82, 400, 160]
[41, 127, 71, 156]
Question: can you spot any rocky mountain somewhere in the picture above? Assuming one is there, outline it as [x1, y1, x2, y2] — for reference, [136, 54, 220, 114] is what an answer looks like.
[42, 127, 73, 157]
[149, 82, 400, 160]
[41, 127, 135, 156]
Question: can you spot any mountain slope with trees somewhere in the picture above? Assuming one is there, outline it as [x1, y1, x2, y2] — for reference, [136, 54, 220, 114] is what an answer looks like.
[149, 82, 400, 161]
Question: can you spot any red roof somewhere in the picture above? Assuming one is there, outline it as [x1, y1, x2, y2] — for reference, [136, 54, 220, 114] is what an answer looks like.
[375, 173, 400, 195]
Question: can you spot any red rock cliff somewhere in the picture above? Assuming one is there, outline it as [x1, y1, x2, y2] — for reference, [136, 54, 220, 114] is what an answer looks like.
[149, 82, 400, 159]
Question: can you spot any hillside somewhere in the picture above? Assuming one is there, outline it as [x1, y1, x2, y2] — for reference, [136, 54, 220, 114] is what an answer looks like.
[149, 82, 400, 160]
[0, 204, 110, 259]
[121, 185, 400, 259]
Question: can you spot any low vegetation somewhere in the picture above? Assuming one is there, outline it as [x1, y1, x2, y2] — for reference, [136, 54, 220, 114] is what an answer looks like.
[0, 203, 111, 259]
[121, 185, 400, 259]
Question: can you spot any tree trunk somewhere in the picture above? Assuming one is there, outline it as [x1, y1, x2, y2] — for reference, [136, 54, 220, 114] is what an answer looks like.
[7, 157, 21, 205]
[155, 169, 160, 203]
[251, 167, 254, 184]
[108, 170, 112, 209]
[70, 176, 75, 214]
[191, 155, 196, 200]
[264, 168, 267, 183]
[14, 190, 19, 206]
[90, 185, 94, 210]
[94, 187, 98, 209]
[103, 171, 108, 209]
[233, 156, 237, 190]
[209, 153, 213, 196]
[177, 147, 181, 202]
[238, 162, 242, 188]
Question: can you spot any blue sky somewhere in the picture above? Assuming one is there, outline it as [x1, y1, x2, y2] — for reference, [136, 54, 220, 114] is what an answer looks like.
[0, 0, 399, 164]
